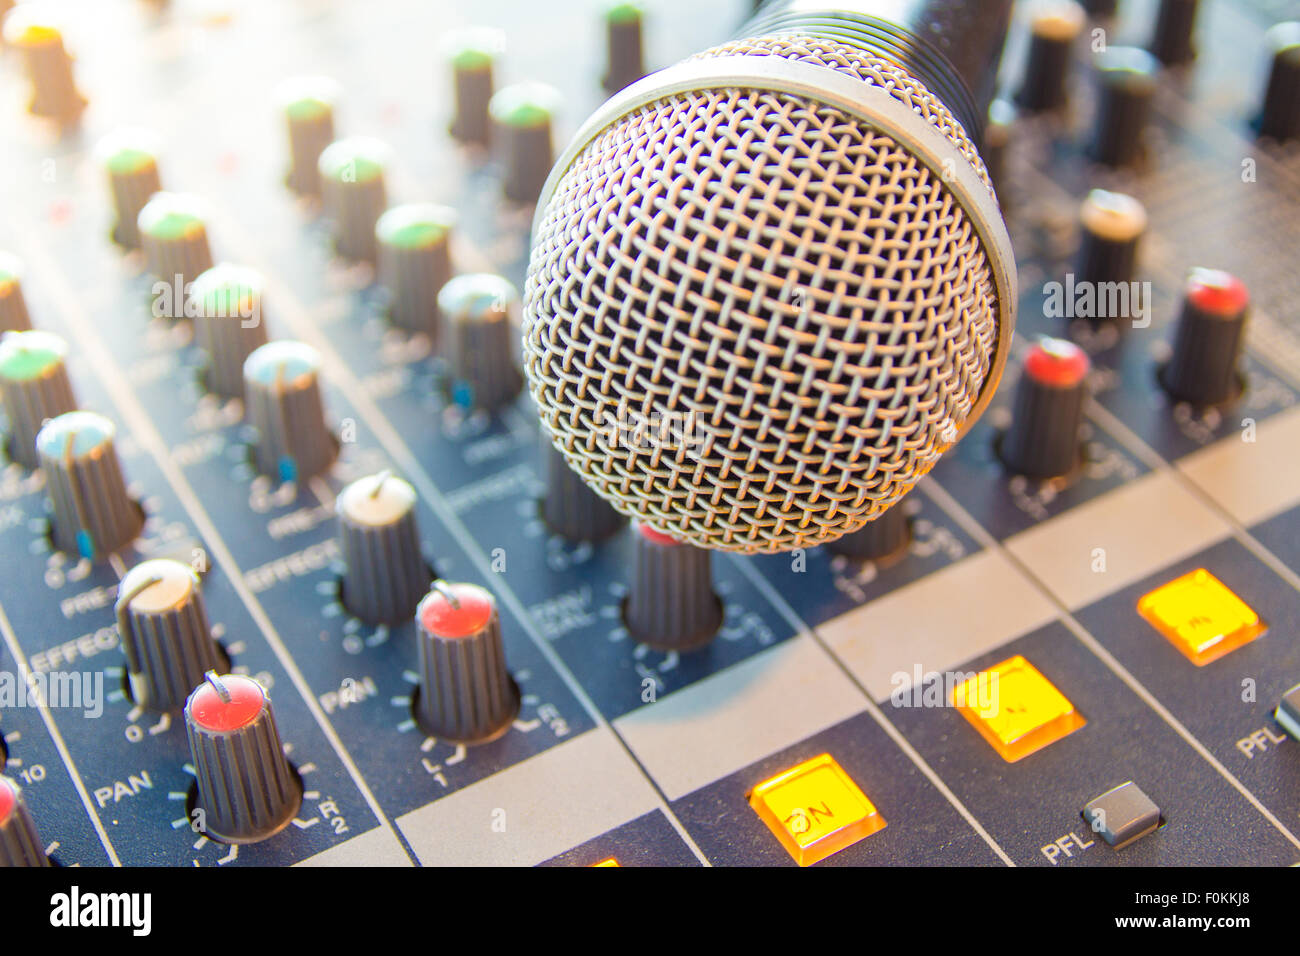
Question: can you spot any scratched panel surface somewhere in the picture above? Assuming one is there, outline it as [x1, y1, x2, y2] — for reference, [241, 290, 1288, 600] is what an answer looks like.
[0, 0, 1298, 867]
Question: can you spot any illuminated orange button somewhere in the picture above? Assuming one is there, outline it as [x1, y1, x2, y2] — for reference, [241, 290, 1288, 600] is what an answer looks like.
[1137, 569, 1265, 666]
[953, 655, 1085, 762]
[591, 857, 619, 867]
[747, 753, 885, 866]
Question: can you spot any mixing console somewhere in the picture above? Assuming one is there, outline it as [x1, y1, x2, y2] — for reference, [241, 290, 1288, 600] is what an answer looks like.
[0, 0, 1299, 872]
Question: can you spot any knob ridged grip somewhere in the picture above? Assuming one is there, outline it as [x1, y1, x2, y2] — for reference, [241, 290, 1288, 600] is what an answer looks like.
[37, 411, 143, 560]
[0, 252, 34, 333]
[116, 559, 224, 711]
[1160, 269, 1249, 406]
[243, 341, 336, 483]
[337, 472, 431, 624]
[0, 330, 78, 469]
[96, 129, 163, 249]
[624, 525, 723, 651]
[318, 137, 389, 264]
[825, 502, 911, 561]
[999, 339, 1090, 479]
[415, 582, 518, 743]
[0, 775, 49, 867]
[376, 204, 456, 339]
[3, 12, 86, 122]
[540, 438, 624, 542]
[438, 274, 523, 412]
[191, 265, 271, 398]
[279, 77, 339, 197]
[185, 674, 301, 844]
[138, 193, 215, 318]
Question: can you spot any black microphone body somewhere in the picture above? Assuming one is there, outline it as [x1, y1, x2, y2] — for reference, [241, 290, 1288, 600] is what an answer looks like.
[746, 0, 1015, 142]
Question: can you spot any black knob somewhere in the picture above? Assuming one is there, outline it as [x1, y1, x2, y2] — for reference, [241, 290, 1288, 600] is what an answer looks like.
[336, 471, 431, 625]
[0, 775, 49, 867]
[983, 99, 1017, 203]
[1259, 23, 1300, 142]
[1090, 47, 1160, 167]
[243, 341, 337, 483]
[0, 253, 32, 334]
[1149, 0, 1200, 66]
[825, 503, 912, 562]
[1017, 1, 1086, 113]
[190, 264, 271, 399]
[999, 338, 1091, 479]
[3, 11, 86, 123]
[96, 128, 163, 250]
[602, 2, 647, 94]
[317, 137, 390, 264]
[137, 193, 214, 319]
[540, 437, 624, 542]
[116, 558, 225, 711]
[438, 274, 524, 413]
[37, 411, 144, 560]
[0, 330, 78, 470]
[185, 673, 301, 844]
[446, 28, 503, 146]
[278, 76, 340, 197]
[376, 203, 457, 340]
[624, 524, 723, 651]
[1159, 269, 1249, 407]
[415, 581, 519, 743]
[1074, 189, 1148, 327]
[489, 83, 560, 204]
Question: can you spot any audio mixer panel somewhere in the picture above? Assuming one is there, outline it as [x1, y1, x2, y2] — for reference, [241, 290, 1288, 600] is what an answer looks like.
[0, 0, 1299, 868]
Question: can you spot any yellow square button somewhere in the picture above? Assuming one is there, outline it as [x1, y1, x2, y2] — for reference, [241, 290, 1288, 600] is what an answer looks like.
[591, 857, 620, 867]
[953, 655, 1085, 763]
[747, 753, 885, 866]
[1137, 568, 1265, 666]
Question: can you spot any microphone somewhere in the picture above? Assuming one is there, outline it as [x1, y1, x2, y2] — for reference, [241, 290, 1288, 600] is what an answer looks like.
[524, 0, 1018, 554]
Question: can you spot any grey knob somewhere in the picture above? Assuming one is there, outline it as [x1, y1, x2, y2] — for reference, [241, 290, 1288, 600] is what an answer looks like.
[185, 673, 301, 844]
[489, 83, 560, 204]
[3, 11, 86, 123]
[243, 341, 337, 483]
[336, 471, 431, 624]
[137, 193, 214, 319]
[376, 203, 457, 340]
[624, 524, 723, 651]
[825, 503, 912, 561]
[602, 2, 647, 94]
[95, 128, 163, 249]
[116, 559, 224, 712]
[0, 775, 49, 867]
[415, 581, 519, 743]
[278, 76, 340, 197]
[0, 252, 34, 333]
[446, 28, 503, 146]
[37, 411, 143, 561]
[0, 330, 78, 469]
[438, 274, 523, 412]
[317, 137, 390, 264]
[540, 437, 624, 542]
[190, 264, 271, 398]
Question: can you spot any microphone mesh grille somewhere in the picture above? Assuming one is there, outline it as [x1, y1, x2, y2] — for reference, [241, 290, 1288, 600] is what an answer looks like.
[524, 36, 1000, 553]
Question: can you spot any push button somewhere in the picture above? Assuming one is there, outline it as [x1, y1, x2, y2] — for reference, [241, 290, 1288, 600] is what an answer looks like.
[1137, 569, 1265, 666]
[953, 655, 1086, 762]
[1082, 781, 1161, 849]
[747, 753, 885, 866]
